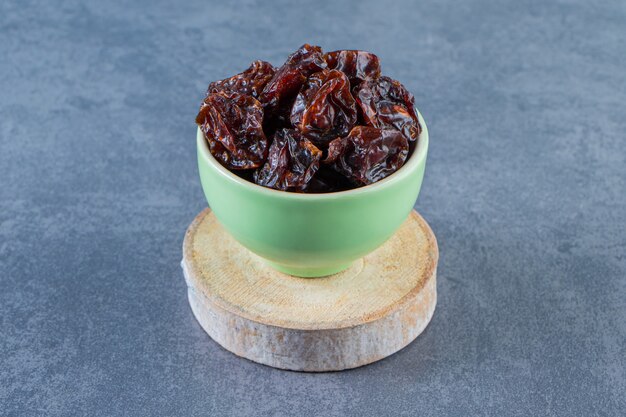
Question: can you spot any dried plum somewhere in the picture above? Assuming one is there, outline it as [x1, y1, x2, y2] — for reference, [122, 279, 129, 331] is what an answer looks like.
[324, 50, 381, 84]
[260, 44, 327, 126]
[290, 69, 357, 148]
[325, 126, 409, 185]
[354, 76, 421, 142]
[284, 44, 327, 76]
[254, 129, 322, 191]
[196, 91, 269, 169]
[196, 46, 422, 193]
[207, 60, 275, 99]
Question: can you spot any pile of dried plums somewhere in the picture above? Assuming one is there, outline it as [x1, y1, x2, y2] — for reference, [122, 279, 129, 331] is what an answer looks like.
[196, 44, 421, 193]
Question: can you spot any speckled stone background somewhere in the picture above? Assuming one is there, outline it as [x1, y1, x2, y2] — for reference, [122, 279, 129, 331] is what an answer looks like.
[1, 0, 625, 416]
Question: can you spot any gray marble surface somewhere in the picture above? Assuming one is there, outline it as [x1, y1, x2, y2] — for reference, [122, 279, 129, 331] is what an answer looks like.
[1, 0, 625, 416]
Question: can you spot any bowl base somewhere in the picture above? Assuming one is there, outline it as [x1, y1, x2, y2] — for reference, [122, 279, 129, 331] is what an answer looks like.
[262, 260, 354, 278]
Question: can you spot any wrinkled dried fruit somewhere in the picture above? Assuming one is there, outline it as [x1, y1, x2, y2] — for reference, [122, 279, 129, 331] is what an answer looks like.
[260, 44, 327, 126]
[325, 126, 409, 185]
[259, 66, 305, 112]
[284, 44, 327, 75]
[324, 50, 381, 84]
[196, 45, 422, 192]
[254, 129, 322, 191]
[196, 92, 268, 169]
[290, 70, 357, 147]
[207, 60, 275, 99]
[354, 76, 421, 141]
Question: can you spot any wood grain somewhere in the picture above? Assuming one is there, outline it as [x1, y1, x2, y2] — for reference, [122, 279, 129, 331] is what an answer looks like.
[182, 208, 438, 371]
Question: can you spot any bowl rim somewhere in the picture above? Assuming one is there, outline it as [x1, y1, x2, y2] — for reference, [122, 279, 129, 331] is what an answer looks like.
[197, 109, 429, 200]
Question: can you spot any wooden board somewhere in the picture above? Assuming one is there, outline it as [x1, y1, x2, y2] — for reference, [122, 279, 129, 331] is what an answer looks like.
[181, 208, 438, 372]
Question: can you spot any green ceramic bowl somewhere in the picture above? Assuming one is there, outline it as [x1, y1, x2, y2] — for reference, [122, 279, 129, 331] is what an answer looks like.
[197, 110, 429, 277]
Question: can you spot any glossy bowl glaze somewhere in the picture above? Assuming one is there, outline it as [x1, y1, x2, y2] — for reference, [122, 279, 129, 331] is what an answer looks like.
[197, 110, 429, 277]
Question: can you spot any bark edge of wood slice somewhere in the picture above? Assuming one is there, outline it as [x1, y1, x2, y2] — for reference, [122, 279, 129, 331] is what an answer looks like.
[181, 208, 438, 372]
